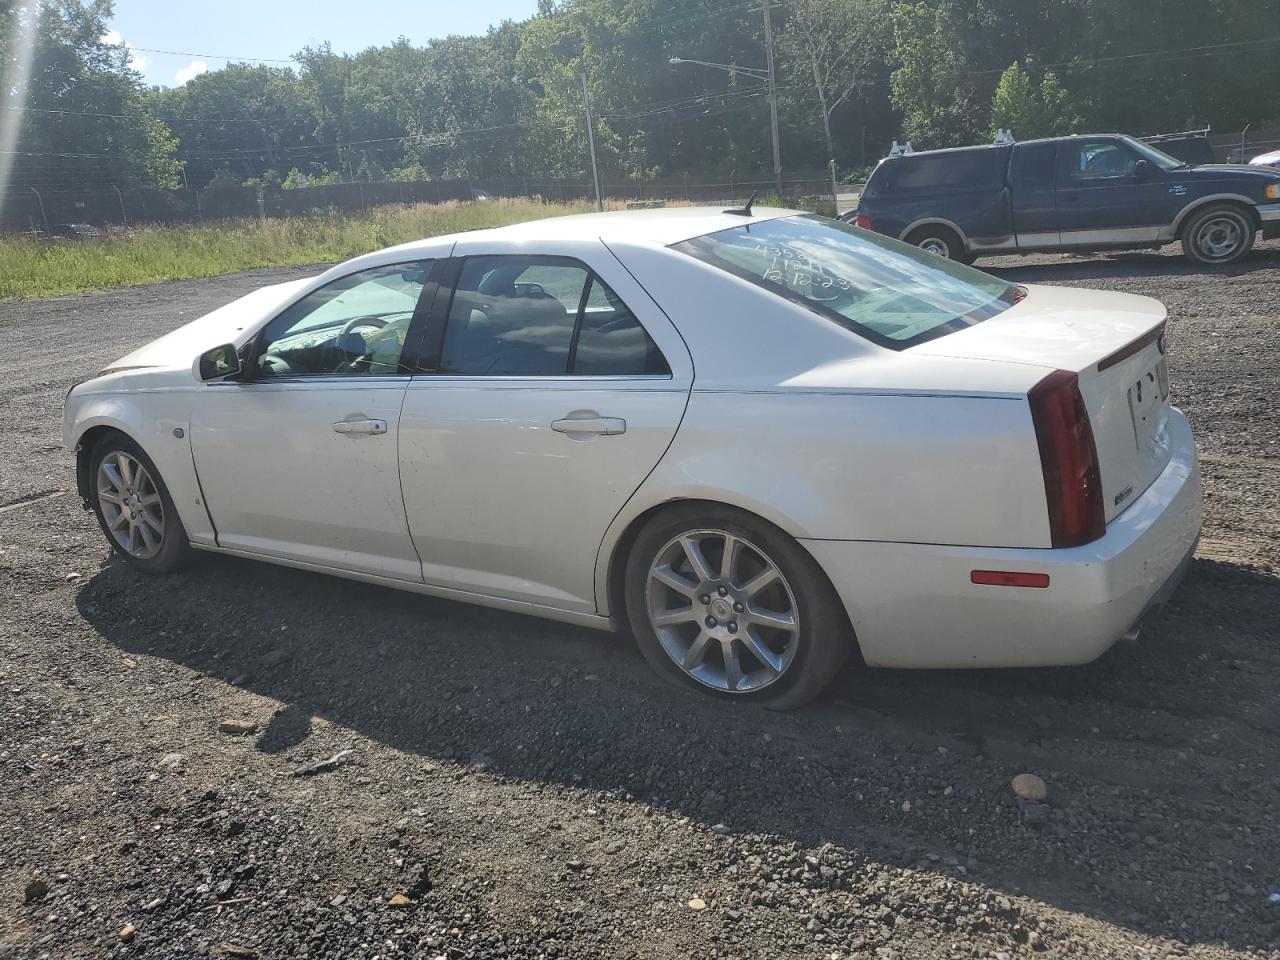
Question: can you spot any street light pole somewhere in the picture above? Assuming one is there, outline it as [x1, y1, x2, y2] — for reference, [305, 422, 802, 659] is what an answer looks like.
[581, 71, 603, 212]
[761, 1, 782, 200]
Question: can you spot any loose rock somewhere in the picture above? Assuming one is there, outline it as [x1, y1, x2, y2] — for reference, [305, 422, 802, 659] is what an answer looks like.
[1011, 773, 1048, 802]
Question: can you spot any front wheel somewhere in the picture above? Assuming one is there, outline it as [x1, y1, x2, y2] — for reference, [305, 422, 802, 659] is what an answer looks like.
[1181, 205, 1255, 266]
[624, 505, 851, 710]
[89, 433, 191, 573]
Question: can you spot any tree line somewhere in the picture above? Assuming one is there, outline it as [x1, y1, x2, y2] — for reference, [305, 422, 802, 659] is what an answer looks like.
[2, 0, 1277, 197]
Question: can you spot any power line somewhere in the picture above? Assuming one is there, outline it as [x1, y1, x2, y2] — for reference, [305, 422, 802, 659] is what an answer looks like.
[112, 45, 295, 64]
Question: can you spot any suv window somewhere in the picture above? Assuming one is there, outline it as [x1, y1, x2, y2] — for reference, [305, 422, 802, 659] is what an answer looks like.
[1063, 140, 1139, 181]
[439, 256, 669, 376]
[256, 262, 430, 377]
[673, 215, 1019, 350]
[866, 148, 1005, 196]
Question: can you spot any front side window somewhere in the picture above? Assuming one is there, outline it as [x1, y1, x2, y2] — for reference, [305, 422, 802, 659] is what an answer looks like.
[439, 256, 669, 376]
[1063, 141, 1141, 181]
[673, 215, 1019, 349]
[256, 262, 430, 377]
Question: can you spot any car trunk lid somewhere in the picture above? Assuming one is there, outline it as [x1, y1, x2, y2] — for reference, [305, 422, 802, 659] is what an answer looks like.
[913, 284, 1172, 523]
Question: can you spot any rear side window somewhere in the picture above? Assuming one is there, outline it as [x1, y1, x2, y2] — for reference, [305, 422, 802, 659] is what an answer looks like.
[866, 148, 1006, 195]
[673, 215, 1019, 349]
[439, 256, 669, 376]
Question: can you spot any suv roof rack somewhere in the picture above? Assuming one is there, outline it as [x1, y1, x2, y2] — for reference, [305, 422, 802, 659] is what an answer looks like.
[1141, 126, 1210, 143]
[888, 140, 915, 157]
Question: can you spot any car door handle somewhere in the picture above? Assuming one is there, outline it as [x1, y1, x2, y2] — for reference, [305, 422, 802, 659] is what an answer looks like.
[551, 416, 626, 435]
[1060, 194, 1080, 202]
[333, 418, 387, 435]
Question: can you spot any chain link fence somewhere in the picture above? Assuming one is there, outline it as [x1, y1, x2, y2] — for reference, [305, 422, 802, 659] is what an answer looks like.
[1, 173, 836, 235]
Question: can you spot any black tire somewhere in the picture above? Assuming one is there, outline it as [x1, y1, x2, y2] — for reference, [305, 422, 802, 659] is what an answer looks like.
[88, 432, 192, 574]
[1181, 204, 1255, 266]
[904, 225, 975, 265]
[624, 503, 851, 710]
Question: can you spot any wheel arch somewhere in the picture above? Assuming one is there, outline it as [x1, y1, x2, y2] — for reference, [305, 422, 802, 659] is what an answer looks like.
[899, 217, 969, 249]
[73, 420, 144, 504]
[598, 496, 862, 665]
[1171, 194, 1261, 239]
[68, 402, 216, 544]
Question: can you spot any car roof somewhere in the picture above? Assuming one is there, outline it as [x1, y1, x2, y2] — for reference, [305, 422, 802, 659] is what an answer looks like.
[385, 205, 800, 253]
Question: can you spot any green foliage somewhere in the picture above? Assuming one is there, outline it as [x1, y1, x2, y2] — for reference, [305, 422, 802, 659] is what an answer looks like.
[3, 0, 184, 191]
[6, 0, 1280, 202]
[990, 61, 1080, 139]
[281, 167, 341, 189]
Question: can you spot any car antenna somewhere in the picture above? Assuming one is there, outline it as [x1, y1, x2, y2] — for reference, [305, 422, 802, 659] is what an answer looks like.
[724, 190, 759, 217]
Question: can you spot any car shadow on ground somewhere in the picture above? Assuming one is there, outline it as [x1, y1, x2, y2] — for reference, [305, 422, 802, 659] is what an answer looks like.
[76, 552, 1278, 951]
[981, 242, 1280, 284]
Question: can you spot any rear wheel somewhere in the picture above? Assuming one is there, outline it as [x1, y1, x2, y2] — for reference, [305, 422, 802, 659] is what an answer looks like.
[904, 225, 975, 265]
[1181, 204, 1255, 266]
[89, 433, 191, 574]
[624, 504, 850, 710]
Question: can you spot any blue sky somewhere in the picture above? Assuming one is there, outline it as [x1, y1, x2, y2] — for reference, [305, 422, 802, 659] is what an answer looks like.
[105, 0, 540, 87]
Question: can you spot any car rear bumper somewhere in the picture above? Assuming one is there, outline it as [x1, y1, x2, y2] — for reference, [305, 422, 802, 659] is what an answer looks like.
[802, 409, 1202, 669]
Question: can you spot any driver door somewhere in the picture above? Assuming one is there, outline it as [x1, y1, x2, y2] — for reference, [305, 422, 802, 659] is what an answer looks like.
[1054, 138, 1169, 245]
[189, 255, 443, 581]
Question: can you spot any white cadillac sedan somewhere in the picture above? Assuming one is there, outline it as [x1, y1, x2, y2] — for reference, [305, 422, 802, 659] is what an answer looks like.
[64, 207, 1202, 708]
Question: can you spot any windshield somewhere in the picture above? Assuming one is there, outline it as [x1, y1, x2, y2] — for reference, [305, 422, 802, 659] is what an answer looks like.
[1123, 136, 1186, 170]
[672, 215, 1020, 349]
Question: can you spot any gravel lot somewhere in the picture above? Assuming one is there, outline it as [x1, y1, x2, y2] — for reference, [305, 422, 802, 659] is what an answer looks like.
[2, 240, 1278, 959]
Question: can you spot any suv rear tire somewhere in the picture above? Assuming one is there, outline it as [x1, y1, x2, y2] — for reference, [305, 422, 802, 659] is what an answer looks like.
[1181, 204, 1255, 266]
[903, 225, 975, 265]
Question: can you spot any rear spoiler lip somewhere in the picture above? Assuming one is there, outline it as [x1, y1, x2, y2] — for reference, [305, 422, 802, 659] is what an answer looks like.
[1096, 321, 1166, 373]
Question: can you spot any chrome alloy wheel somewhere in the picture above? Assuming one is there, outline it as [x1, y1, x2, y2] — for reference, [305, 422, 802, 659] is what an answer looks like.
[645, 529, 800, 693]
[97, 451, 164, 560]
[918, 236, 950, 257]
[1193, 214, 1245, 261]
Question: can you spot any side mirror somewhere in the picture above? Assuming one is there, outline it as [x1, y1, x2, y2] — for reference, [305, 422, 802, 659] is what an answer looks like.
[195, 343, 242, 382]
[1133, 159, 1151, 179]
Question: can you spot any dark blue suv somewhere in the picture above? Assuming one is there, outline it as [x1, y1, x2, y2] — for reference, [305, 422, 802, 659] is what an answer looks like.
[845, 134, 1280, 266]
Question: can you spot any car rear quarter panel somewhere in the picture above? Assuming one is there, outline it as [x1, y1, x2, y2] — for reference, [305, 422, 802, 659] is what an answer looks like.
[595, 386, 1052, 611]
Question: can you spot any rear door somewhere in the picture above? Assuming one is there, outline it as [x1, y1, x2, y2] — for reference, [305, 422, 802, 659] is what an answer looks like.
[1010, 141, 1060, 248]
[1054, 137, 1168, 245]
[397, 239, 693, 613]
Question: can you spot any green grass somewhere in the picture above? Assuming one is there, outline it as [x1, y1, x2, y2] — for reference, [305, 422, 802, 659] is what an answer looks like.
[0, 198, 600, 300]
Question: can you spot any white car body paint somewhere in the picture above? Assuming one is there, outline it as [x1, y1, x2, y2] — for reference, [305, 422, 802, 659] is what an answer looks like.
[65, 207, 1203, 671]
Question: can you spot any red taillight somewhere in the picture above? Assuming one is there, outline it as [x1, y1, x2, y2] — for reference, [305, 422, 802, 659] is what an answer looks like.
[1028, 370, 1105, 548]
[852, 213, 873, 230]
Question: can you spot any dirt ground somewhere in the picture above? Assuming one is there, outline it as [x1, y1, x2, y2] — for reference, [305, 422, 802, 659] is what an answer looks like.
[2, 240, 1278, 960]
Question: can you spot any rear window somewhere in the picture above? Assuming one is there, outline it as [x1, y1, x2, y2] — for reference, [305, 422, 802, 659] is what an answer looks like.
[865, 148, 1006, 196]
[672, 215, 1020, 349]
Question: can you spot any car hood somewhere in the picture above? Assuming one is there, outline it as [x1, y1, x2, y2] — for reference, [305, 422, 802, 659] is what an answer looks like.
[1179, 163, 1280, 182]
[100, 277, 312, 375]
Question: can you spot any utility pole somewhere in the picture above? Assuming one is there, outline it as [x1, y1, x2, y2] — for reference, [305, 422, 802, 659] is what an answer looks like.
[581, 71, 603, 212]
[762, 1, 782, 200]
